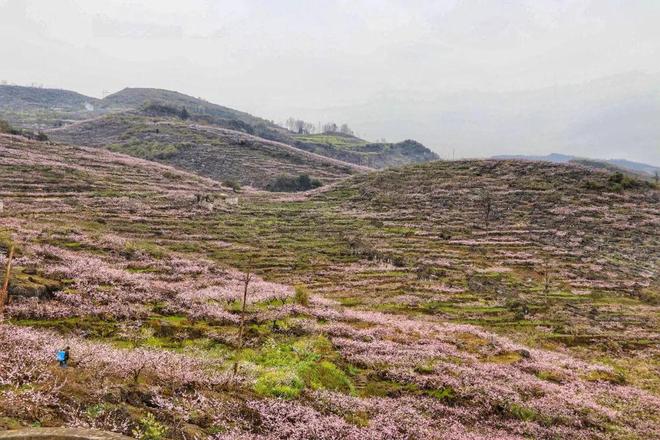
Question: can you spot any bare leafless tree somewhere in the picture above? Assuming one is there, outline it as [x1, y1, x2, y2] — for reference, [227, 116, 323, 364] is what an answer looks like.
[293, 120, 306, 134]
[339, 123, 353, 136]
[480, 189, 492, 226]
[303, 122, 315, 134]
[0, 245, 15, 315]
[233, 264, 253, 375]
[322, 122, 338, 133]
[237, 268, 252, 349]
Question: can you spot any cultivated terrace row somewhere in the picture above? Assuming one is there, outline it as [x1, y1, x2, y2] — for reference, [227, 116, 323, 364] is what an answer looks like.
[0, 134, 658, 439]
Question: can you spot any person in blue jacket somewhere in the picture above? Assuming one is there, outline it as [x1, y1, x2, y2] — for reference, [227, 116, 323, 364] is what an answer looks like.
[57, 346, 70, 368]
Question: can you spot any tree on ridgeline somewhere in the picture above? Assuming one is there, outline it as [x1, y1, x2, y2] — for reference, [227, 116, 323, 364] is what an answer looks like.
[322, 122, 338, 133]
[285, 117, 315, 134]
[339, 123, 353, 135]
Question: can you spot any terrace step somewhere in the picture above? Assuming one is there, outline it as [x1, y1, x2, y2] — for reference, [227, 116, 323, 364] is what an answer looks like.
[0, 428, 132, 440]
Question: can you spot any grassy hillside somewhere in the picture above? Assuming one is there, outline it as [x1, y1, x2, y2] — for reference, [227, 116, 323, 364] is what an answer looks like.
[494, 153, 660, 178]
[293, 132, 440, 168]
[101, 88, 268, 127]
[570, 158, 658, 182]
[0, 85, 100, 110]
[48, 112, 363, 189]
[1, 134, 658, 439]
[0, 85, 104, 129]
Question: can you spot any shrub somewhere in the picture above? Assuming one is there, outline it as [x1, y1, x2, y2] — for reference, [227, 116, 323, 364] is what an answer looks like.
[294, 285, 310, 306]
[141, 102, 181, 118]
[223, 179, 241, 192]
[0, 119, 20, 135]
[585, 172, 645, 192]
[123, 240, 166, 259]
[35, 132, 49, 141]
[583, 369, 626, 385]
[426, 386, 456, 401]
[506, 403, 538, 422]
[266, 174, 322, 192]
[132, 413, 168, 440]
[608, 171, 641, 191]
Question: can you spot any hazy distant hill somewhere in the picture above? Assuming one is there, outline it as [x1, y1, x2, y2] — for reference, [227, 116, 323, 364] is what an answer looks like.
[295, 73, 660, 166]
[102, 87, 278, 130]
[0, 84, 104, 128]
[0, 84, 99, 110]
[492, 153, 659, 177]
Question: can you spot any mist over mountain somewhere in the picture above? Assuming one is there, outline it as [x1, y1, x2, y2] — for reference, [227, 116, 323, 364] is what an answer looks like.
[290, 73, 660, 166]
[491, 153, 660, 177]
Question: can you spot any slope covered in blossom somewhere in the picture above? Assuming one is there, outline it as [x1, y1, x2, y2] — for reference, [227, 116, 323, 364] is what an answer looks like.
[0, 133, 658, 439]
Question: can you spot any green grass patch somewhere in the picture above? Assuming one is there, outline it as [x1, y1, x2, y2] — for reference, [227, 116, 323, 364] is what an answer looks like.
[246, 335, 353, 398]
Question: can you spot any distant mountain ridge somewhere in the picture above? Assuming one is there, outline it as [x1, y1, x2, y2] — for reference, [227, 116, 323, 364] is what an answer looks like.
[0, 84, 99, 109]
[492, 153, 659, 177]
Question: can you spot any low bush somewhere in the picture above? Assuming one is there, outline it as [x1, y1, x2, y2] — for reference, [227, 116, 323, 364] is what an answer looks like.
[0, 119, 21, 135]
[266, 174, 322, 192]
[132, 413, 168, 440]
[294, 285, 310, 306]
[223, 179, 241, 192]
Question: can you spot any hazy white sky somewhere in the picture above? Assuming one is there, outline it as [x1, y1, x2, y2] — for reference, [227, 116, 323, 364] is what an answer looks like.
[1, 0, 659, 162]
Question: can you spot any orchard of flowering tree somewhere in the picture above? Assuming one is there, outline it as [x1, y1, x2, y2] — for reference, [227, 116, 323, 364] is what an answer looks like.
[0, 133, 658, 440]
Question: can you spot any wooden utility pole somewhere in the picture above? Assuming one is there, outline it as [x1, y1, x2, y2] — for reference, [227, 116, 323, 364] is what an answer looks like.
[0, 245, 15, 314]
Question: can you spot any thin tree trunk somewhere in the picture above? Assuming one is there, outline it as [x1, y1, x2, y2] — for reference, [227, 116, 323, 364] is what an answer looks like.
[234, 268, 252, 375]
[0, 245, 15, 314]
[237, 270, 251, 349]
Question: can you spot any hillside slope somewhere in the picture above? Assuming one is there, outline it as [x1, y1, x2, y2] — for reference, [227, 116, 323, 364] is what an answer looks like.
[293, 132, 439, 168]
[48, 112, 364, 189]
[493, 153, 659, 177]
[2, 84, 437, 169]
[1, 135, 658, 438]
[0, 85, 104, 129]
[101, 87, 271, 127]
[0, 85, 99, 110]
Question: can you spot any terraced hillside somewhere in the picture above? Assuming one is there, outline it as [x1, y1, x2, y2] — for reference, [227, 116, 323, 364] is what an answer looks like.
[48, 113, 364, 189]
[0, 134, 658, 439]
